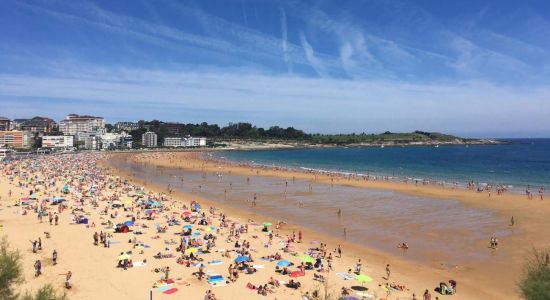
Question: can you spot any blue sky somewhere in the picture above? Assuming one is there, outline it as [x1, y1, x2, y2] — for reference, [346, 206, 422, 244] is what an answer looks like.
[1, 0, 550, 137]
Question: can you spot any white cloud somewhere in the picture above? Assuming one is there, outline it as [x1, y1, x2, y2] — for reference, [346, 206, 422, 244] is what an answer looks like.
[299, 32, 327, 77]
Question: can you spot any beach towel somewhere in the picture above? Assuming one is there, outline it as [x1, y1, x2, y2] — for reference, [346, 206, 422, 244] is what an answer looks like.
[157, 285, 173, 292]
[356, 292, 373, 299]
[252, 264, 264, 269]
[163, 288, 178, 294]
[133, 261, 146, 267]
[336, 272, 356, 280]
[208, 260, 223, 265]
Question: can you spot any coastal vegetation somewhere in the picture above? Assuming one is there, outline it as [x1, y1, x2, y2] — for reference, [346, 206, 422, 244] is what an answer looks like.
[125, 121, 485, 146]
[0, 238, 66, 300]
[519, 248, 550, 300]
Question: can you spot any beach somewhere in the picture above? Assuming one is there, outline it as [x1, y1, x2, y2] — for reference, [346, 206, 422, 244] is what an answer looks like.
[0, 151, 548, 300]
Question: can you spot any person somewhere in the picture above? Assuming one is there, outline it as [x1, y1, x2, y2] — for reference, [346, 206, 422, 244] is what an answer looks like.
[55, 214, 59, 225]
[423, 289, 432, 300]
[52, 249, 58, 265]
[385, 264, 391, 279]
[337, 245, 342, 258]
[355, 259, 362, 274]
[34, 260, 42, 277]
[65, 271, 72, 289]
[510, 216, 515, 226]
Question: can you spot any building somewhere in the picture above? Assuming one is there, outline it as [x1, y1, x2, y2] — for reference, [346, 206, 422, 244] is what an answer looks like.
[0, 117, 10, 131]
[163, 137, 185, 147]
[163, 136, 207, 147]
[115, 122, 139, 132]
[142, 132, 157, 147]
[99, 132, 133, 150]
[12, 117, 56, 134]
[186, 137, 207, 147]
[0, 131, 33, 149]
[41, 136, 74, 149]
[59, 114, 105, 136]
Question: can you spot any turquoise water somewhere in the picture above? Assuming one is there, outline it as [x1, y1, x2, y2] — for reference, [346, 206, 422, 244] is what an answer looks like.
[215, 139, 550, 189]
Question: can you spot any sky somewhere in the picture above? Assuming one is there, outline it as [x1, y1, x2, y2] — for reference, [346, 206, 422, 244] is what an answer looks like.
[1, 0, 550, 137]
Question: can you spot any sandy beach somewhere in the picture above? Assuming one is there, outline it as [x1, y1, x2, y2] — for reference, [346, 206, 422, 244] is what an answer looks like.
[1, 151, 548, 300]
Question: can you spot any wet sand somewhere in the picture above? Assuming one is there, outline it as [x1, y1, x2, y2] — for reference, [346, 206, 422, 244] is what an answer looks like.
[109, 155, 508, 266]
[105, 151, 550, 300]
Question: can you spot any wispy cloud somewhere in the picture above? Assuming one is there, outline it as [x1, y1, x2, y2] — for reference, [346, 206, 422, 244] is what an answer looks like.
[280, 7, 292, 74]
[299, 32, 327, 77]
[1, 63, 549, 136]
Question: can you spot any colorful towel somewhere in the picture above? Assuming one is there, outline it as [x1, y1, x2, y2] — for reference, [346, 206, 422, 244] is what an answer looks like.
[163, 288, 178, 294]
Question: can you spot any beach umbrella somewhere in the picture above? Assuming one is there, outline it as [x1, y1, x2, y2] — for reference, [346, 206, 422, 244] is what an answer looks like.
[234, 255, 250, 264]
[182, 211, 191, 216]
[205, 226, 216, 233]
[262, 222, 272, 227]
[192, 232, 201, 237]
[117, 254, 131, 260]
[300, 255, 315, 263]
[289, 270, 305, 277]
[185, 247, 198, 254]
[183, 225, 193, 230]
[343, 297, 360, 300]
[355, 274, 373, 283]
[277, 260, 291, 267]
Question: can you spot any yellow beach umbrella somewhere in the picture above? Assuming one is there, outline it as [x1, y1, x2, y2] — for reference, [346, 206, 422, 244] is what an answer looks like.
[117, 254, 131, 260]
[185, 247, 198, 254]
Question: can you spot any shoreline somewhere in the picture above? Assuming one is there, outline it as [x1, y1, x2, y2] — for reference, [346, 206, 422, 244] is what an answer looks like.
[112, 151, 550, 299]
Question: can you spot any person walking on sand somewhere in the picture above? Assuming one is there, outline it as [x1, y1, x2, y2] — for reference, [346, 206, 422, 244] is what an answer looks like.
[385, 264, 391, 279]
[64, 271, 72, 289]
[34, 260, 42, 277]
[337, 245, 342, 258]
[52, 249, 58, 265]
[510, 216, 515, 226]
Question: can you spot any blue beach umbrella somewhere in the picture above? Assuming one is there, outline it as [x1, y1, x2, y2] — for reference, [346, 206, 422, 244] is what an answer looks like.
[277, 260, 291, 267]
[234, 256, 250, 263]
[183, 225, 193, 230]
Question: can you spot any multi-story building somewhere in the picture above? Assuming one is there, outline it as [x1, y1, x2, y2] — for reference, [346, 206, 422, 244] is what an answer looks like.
[114, 122, 139, 132]
[163, 136, 206, 147]
[12, 117, 56, 134]
[142, 132, 157, 147]
[0, 131, 33, 149]
[41, 136, 74, 148]
[59, 114, 105, 136]
[99, 132, 133, 150]
[186, 137, 207, 147]
[163, 137, 185, 147]
[0, 117, 10, 131]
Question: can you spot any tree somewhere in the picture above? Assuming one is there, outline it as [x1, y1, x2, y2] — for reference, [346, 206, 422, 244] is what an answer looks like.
[0, 238, 66, 300]
[104, 124, 114, 133]
[519, 248, 550, 300]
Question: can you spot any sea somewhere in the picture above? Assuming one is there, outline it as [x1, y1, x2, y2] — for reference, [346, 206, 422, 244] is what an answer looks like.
[213, 138, 550, 190]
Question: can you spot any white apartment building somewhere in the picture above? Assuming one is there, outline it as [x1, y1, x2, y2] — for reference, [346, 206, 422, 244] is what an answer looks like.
[59, 114, 105, 136]
[142, 132, 157, 147]
[163, 137, 184, 147]
[42, 135, 74, 148]
[163, 136, 206, 147]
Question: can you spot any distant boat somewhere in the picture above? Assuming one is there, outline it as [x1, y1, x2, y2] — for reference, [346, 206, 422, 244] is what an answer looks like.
[380, 145, 385, 148]
[435, 145, 439, 148]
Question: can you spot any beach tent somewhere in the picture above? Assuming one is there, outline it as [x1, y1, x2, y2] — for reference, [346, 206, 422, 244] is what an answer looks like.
[115, 224, 130, 233]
